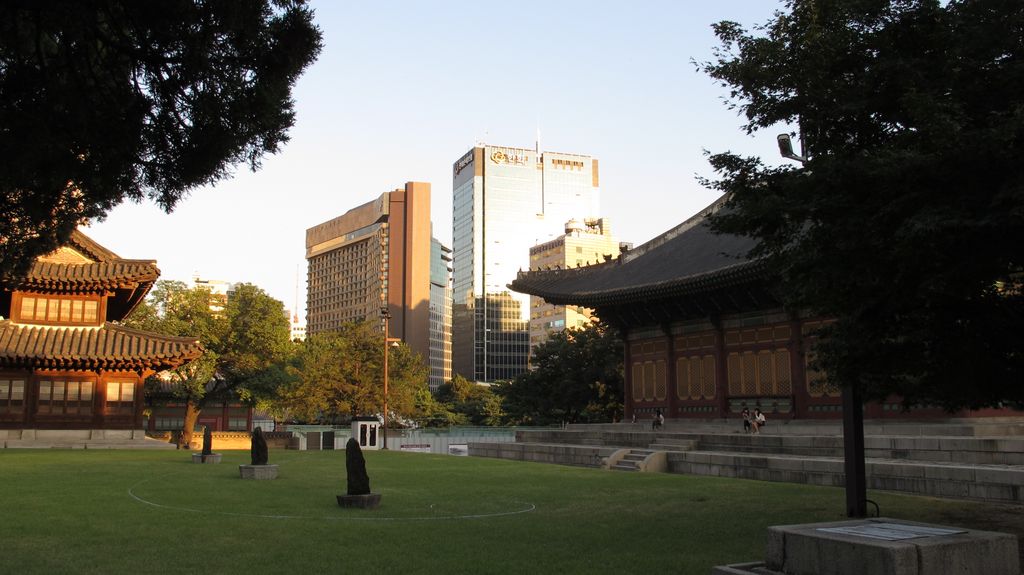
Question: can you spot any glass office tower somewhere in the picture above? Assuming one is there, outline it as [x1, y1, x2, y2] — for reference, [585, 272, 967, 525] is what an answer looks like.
[452, 145, 599, 382]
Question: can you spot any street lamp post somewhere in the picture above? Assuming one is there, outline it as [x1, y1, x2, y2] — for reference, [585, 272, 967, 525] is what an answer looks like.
[380, 306, 400, 450]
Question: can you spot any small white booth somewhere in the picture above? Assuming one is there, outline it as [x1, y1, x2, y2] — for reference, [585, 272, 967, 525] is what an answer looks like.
[352, 417, 381, 451]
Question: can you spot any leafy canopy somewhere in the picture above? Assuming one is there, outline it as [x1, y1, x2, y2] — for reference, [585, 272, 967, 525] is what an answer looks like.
[0, 1, 322, 285]
[124, 281, 293, 408]
[279, 322, 429, 424]
[701, 0, 1023, 409]
[498, 324, 624, 425]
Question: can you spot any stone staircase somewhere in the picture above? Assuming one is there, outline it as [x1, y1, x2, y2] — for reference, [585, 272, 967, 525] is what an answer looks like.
[468, 418, 1024, 504]
[610, 449, 650, 471]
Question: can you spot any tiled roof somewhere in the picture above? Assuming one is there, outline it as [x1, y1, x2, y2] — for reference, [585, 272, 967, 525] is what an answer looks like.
[0, 320, 203, 372]
[510, 196, 769, 307]
[69, 230, 120, 262]
[19, 260, 160, 294]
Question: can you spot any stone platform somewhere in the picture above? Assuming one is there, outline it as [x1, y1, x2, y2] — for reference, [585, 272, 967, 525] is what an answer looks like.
[192, 453, 222, 463]
[337, 493, 381, 509]
[712, 517, 1020, 575]
[239, 464, 278, 479]
[470, 419, 1024, 504]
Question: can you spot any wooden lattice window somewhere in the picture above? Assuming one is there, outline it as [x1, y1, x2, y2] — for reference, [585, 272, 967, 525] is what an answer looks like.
[775, 350, 792, 394]
[36, 379, 94, 415]
[0, 379, 26, 414]
[17, 295, 100, 325]
[106, 381, 136, 416]
[632, 363, 644, 401]
[654, 360, 667, 400]
[727, 354, 742, 395]
[643, 362, 655, 401]
[675, 357, 689, 400]
[701, 355, 716, 399]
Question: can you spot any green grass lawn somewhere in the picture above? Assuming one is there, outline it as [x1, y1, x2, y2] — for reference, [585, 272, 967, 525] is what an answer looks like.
[0, 449, 1019, 574]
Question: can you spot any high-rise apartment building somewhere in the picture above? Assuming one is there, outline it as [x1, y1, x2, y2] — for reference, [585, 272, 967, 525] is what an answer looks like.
[429, 237, 453, 391]
[452, 144, 600, 382]
[306, 182, 432, 364]
[528, 218, 625, 349]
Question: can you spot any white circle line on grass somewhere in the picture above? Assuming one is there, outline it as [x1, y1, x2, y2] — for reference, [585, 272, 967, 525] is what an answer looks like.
[127, 478, 536, 522]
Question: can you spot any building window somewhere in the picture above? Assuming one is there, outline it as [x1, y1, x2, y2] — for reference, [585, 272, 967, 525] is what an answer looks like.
[726, 349, 791, 396]
[0, 379, 26, 414]
[36, 379, 94, 415]
[106, 381, 136, 416]
[228, 418, 248, 431]
[16, 295, 100, 325]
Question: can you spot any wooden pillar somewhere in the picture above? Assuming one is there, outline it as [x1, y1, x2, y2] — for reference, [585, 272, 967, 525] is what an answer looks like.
[789, 315, 807, 419]
[663, 324, 678, 419]
[25, 373, 38, 428]
[713, 317, 730, 418]
[623, 330, 633, 419]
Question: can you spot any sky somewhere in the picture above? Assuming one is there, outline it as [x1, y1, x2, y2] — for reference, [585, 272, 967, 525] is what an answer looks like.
[85, 0, 790, 319]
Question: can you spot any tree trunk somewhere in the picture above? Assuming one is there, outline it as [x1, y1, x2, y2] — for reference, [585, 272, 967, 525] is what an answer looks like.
[181, 401, 202, 450]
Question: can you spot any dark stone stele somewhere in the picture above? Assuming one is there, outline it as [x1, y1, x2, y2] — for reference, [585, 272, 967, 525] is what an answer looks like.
[251, 426, 269, 466]
[202, 426, 213, 456]
[192, 425, 221, 463]
[337, 437, 380, 509]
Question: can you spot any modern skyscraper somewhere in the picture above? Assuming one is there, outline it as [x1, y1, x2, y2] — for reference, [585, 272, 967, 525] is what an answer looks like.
[306, 182, 432, 364]
[528, 217, 624, 349]
[429, 237, 453, 391]
[452, 144, 600, 382]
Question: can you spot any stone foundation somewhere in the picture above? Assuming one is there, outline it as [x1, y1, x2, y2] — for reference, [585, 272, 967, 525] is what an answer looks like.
[191, 453, 222, 464]
[238, 464, 279, 479]
[337, 493, 381, 509]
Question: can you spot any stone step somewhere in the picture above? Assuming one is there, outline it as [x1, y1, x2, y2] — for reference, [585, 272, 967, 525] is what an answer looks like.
[668, 451, 1024, 504]
[519, 429, 1024, 466]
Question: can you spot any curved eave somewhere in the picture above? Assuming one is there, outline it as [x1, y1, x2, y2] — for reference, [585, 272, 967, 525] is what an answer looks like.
[17, 261, 160, 295]
[512, 259, 771, 308]
[0, 321, 203, 372]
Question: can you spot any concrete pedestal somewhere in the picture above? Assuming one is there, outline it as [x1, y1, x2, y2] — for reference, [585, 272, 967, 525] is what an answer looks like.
[713, 518, 1020, 575]
[191, 453, 222, 464]
[238, 464, 279, 479]
[337, 493, 381, 509]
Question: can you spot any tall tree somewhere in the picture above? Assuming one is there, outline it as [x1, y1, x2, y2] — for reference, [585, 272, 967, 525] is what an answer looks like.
[435, 374, 505, 426]
[498, 324, 624, 425]
[700, 0, 1024, 410]
[0, 1, 322, 285]
[279, 322, 429, 424]
[123, 281, 292, 445]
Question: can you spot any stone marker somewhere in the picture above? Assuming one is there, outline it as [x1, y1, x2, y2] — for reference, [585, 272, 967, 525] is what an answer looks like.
[239, 426, 278, 479]
[191, 426, 222, 464]
[337, 437, 381, 508]
[251, 426, 269, 465]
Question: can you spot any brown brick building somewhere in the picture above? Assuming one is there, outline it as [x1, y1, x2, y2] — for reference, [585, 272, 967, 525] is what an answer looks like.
[305, 182, 432, 360]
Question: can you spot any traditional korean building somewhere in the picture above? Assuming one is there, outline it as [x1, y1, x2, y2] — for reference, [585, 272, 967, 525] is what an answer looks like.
[511, 196, 979, 422]
[0, 231, 203, 439]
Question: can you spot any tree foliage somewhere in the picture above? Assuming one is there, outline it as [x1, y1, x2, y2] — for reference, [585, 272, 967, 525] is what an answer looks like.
[123, 280, 293, 443]
[279, 322, 429, 424]
[700, 0, 1024, 410]
[0, 1, 322, 285]
[434, 375, 505, 426]
[498, 324, 624, 425]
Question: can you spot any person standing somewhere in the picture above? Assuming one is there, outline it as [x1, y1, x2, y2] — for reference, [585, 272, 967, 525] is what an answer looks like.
[741, 407, 752, 433]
